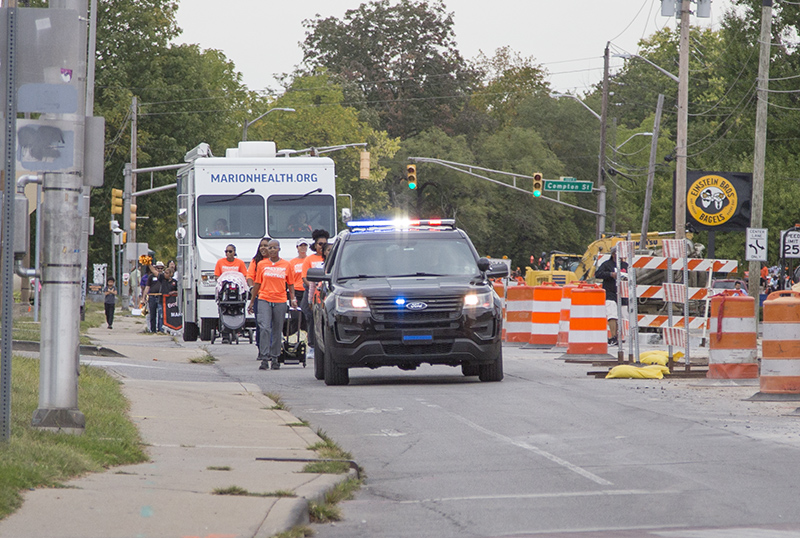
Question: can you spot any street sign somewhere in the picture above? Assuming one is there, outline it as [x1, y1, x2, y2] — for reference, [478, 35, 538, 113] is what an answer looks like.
[781, 229, 800, 259]
[746, 227, 767, 262]
[544, 179, 593, 193]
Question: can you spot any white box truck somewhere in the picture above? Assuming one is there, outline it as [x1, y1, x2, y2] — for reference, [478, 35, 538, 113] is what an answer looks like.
[176, 141, 337, 341]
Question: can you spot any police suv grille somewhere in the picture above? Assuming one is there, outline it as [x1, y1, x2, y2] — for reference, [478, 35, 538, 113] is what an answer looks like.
[383, 343, 454, 356]
[369, 296, 462, 324]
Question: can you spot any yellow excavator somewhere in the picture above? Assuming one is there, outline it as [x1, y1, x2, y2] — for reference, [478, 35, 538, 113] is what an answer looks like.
[524, 231, 695, 287]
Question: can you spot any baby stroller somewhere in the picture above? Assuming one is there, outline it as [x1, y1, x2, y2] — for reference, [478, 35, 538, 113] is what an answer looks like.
[211, 272, 253, 344]
[278, 307, 307, 367]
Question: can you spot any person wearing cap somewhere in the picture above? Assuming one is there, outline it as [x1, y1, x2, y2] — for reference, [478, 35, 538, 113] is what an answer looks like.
[287, 239, 310, 335]
[143, 261, 166, 333]
[214, 244, 248, 278]
[595, 246, 628, 346]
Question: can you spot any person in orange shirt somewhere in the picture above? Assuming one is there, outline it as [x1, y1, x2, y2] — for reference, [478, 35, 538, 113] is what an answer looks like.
[246, 238, 271, 350]
[248, 240, 297, 370]
[214, 244, 248, 277]
[288, 238, 310, 334]
[300, 229, 329, 355]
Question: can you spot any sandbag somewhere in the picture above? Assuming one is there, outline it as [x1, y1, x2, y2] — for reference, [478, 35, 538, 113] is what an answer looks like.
[606, 364, 669, 379]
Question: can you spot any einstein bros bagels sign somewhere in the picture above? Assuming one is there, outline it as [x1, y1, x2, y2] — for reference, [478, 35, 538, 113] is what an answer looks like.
[685, 171, 752, 232]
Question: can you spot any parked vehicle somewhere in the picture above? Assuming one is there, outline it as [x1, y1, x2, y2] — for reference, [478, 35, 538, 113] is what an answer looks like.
[176, 141, 337, 341]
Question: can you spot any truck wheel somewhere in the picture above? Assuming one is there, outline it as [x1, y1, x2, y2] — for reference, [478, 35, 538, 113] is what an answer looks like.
[461, 363, 480, 377]
[183, 322, 199, 342]
[478, 348, 504, 382]
[323, 329, 349, 386]
[200, 318, 215, 341]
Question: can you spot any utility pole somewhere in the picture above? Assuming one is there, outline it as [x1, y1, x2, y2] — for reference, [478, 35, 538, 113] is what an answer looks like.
[33, 0, 88, 434]
[641, 94, 665, 251]
[749, 0, 773, 299]
[674, 0, 691, 239]
[596, 43, 610, 240]
[130, 96, 137, 242]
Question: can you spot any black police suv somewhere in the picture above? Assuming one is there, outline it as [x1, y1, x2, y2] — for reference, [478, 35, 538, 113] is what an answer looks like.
[306, 219, 508, 385]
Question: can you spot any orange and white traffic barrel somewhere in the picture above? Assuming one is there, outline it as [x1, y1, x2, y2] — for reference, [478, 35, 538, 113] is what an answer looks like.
[567, 284, 608, 355]
[707, 293, 758, 379]
[504, 286, 534, 343]
[555, 284, 578, 348]
[759, 291, 800, 395]
[527, 283, 562, 348]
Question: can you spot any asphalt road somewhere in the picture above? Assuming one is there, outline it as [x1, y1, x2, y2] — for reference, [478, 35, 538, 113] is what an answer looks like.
[99, 339, 800, 538]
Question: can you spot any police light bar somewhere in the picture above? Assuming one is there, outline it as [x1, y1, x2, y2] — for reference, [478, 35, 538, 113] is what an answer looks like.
[347, 219, 455, 230]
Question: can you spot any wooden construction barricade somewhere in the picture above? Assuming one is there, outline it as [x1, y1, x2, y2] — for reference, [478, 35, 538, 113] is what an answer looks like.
[758, 291, 800, 396]
[567, 284, 608, 355]
[555, 283, 578, 348]
[504, 286, 534, 343]
[707, 293, 757, 379]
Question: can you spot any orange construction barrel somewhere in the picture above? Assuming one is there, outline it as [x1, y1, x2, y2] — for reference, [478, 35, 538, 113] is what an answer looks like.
[707, 294, 758, 379]
[567, 284, 608, 356]
[504, 286, 534, 343]
[759, 291, 800, 396]
[527, 283, 562, 348]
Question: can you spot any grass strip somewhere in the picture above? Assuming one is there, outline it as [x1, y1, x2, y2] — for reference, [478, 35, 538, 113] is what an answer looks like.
[0, 356, 148, 520]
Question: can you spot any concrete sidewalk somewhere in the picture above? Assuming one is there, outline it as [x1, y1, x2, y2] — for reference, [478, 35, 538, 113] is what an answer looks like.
[0, 312, 352, 538]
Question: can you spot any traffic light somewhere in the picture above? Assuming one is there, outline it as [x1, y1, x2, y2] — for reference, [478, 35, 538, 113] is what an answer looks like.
[129, 203, 137, 231]
[406, 164, 417, 190]
[111, 188, 123, 214]
[360, 150, 370, 180]
[532, 173, 543, 197]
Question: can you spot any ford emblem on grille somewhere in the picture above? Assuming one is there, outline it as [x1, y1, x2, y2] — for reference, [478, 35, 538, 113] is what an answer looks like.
[405, 301, 428, 310]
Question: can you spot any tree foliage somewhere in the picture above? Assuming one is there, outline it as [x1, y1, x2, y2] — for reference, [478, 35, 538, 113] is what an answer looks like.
[300, 0, 479, 138]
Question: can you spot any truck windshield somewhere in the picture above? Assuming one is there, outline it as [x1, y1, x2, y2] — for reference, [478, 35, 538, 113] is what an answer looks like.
[197, 194, 265, 239]
[267, 194, 336, 239]
[338, 238, 479, 279]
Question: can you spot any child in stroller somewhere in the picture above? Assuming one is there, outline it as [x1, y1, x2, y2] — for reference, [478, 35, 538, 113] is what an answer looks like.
[213, 272, 252, 344]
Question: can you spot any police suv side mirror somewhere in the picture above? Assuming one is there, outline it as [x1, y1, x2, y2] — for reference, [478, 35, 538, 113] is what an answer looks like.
[306, 267, 330, 283]
[479, 258, 509, 278]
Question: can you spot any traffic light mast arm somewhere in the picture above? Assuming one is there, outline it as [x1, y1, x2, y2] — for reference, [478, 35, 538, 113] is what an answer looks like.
[408, 157, 601, 217]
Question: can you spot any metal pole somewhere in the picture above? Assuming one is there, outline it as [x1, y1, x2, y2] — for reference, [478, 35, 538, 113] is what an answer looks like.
[130, 96, 137, 242]
[34, 182, 42, 322]
[749, 0, 772, 304]
[640, 94, 665, 250]
[33, 0, 88, 434]
[674, 0, 691, 240]
[1, 5, 19, 442]
[596, 43, 610, 239]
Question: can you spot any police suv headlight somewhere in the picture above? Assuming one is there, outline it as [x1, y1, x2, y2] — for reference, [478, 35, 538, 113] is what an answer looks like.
[336, 295, 369, 313]
[464, 290, 492, 309]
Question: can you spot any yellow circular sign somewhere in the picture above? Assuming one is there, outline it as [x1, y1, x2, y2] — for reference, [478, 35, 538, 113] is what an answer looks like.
[687, 174, 738, 227]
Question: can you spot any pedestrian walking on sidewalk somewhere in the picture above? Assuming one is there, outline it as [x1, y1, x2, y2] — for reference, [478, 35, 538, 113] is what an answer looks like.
[103, 277, 117, 329]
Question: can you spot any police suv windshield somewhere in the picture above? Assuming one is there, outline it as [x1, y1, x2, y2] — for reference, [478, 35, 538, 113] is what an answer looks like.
[337, 237, 479, 279]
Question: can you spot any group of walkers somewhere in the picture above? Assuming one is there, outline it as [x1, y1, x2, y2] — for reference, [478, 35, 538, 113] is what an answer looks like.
[136, 260, 178, 334]
[215, 229, 332, 371]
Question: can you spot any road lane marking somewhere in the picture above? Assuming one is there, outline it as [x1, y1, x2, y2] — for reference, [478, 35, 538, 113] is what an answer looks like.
[305, 407, 404, 415]
[398, 488, 679, 504]
[449, 413, 614, 486]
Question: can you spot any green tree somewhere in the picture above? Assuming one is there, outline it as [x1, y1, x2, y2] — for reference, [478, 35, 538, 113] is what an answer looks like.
[265, 73, 400, 223]
[300, 0, 480, 138]
[88, 0, 251, 265]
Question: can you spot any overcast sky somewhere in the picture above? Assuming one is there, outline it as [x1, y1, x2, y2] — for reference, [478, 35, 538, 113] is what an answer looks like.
[175, 0, 734, 96]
